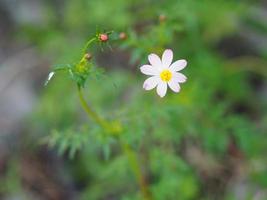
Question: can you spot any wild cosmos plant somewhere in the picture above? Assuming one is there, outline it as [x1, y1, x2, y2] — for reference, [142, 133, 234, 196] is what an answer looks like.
[45, 28, 187, 200]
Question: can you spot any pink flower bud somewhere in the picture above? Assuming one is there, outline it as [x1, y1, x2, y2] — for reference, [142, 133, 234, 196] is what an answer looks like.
[99, 34, 109, 42]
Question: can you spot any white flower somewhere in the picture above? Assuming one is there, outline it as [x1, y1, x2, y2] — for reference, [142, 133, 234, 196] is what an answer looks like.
[140, 49, 187, 98]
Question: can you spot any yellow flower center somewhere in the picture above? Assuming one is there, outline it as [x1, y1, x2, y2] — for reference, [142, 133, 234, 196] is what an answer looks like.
[160, 70, 172, 82]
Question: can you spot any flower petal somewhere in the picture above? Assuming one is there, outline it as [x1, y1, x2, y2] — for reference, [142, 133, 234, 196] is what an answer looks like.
[169, 59, 187, 72]
[162, 49, 173, 68]
[148, 53, 162, 68]
[168, 79, 181, 93]
[140, 65, 159, 76]
[173, 72, 187, 83]
[143, 76, 160, 90]
[156, 81, 167, 98]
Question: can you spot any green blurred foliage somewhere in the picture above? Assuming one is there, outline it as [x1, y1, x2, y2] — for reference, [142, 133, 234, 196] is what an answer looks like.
[5, 0, 267, 199]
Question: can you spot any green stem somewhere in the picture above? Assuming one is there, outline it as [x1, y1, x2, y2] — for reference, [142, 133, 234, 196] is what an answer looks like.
[121, 141, 152, 200]
[82, 37, 97, 54]
[77, 85, 107, 129]
[77, 86, 151, 200]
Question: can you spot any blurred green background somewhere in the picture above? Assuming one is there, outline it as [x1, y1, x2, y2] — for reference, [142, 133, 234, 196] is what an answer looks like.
[0, 0, 267, 199]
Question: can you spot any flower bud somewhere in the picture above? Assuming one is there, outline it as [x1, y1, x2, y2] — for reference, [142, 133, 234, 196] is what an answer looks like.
[159, 14, 166, 22]
[84, 53, 92, 61]
[99, 33, 109, 42]
[119, 32, 127, 40]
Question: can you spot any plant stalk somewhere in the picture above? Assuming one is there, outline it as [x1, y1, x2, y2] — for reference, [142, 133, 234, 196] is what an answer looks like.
[77, 85, 107, 129]
[77, 85, 152, 200]
[82, 37, 97, 54]
[121, 141, 152, 200]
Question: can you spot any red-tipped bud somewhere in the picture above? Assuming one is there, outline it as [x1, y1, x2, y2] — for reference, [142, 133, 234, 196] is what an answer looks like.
[99, 34, 109, 42]
[119, 32, 127, 40]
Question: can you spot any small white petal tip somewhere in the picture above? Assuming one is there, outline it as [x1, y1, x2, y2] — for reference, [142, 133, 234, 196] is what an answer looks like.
[45, 71, 55, 86]
[143, 83, 149, 90]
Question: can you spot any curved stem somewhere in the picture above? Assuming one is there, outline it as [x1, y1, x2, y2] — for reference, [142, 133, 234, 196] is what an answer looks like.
[77, 85, 151, 200]
[82, 37, 97, 54]
[77, 85, 107, 129]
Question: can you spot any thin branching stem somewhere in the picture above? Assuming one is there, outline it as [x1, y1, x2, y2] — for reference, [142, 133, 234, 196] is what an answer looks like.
[120, 141, 152, 200]
[77, 85, 152, 200]
[77, 85, 107, 129]
[82, 37, 97, 54]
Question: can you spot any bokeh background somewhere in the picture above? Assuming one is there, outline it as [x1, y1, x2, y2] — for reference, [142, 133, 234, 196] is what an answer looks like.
[0, 0, 267, 200]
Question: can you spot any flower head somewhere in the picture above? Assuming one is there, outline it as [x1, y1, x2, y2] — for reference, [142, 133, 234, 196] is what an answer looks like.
[140, 49, 187, 98]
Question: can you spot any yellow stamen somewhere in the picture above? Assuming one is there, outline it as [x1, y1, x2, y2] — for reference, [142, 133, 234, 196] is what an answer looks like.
[160, 70, 172, 82]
